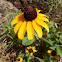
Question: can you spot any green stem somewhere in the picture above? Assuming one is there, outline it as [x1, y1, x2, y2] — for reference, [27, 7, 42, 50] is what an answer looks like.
[34, 57, 44, 62]
[27, 55, 30, 62]
[41, 37, 53, 46]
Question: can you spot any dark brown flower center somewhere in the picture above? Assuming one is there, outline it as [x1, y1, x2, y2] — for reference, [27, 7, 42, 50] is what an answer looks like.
[17, 58, 20, 61]
[24, 6, 37, 21]
[51, 50, 56, 56]
[25, 6, 33, 11]
[29, 49, 33, 53]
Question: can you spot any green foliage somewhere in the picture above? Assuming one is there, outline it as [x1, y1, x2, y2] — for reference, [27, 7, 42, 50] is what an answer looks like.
[46, 21, 62, 57]
[0, 18, 14, 40]
[9, 9, 22, 19]
[35, 57, 44, 62]
[18, 53, 25, 58]
[22, 37, 35, 46]
[56, 46, 62, 57]
[0, 9, 22, 51]
[48, 0, 59, 12]
[27, 56, 33, 62]
[47, 21, 62, 45]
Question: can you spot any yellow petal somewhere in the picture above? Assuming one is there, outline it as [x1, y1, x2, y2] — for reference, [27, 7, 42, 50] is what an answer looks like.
[16, 13, 25, 22]
[32, 21, 43, 38]
[25, 50, 29, 53]
[49, 22, 51, 25]
[11, 13, 24, 26]
[16, 13, 22, 17]
[18, 21, 26, 40]
[32, 46, 35, 50]
[38, 14, 51, 24]
[47, 50, 52, 54]
[30, 53, 33, 56]
[27, 47, 30, 50]
[37, 14, 49, 23]
[38, 13, 49, 18]
[11, 19, 18, 26]
[29, 46, 31, 49]
[33, 50, 37, 52]
[27, 21, 34, 40]
[14, 21, 22, 34]
[35, 19, 49, 32]
[36, 8, 41, 13]
[15, 13, 23, 20]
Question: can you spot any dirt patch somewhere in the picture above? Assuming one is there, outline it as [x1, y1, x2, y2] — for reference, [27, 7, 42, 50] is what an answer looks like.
[0, 0, 18, 27]
[0, 0, 18, 62]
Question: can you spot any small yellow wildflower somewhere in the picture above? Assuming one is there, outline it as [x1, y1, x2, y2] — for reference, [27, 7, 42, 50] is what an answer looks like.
[17, 57, 23, 62]
[47, 50, 57, 59]
[25, 46, 37, 56]
[47, 50, 56, 56]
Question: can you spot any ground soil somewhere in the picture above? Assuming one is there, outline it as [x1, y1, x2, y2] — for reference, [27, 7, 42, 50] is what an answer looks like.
[0, 0, 18, 62]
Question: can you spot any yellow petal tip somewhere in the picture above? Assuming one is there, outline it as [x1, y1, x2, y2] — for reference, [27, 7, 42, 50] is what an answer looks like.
[49, 22, 51, 25]
[47, 50, 52, 53]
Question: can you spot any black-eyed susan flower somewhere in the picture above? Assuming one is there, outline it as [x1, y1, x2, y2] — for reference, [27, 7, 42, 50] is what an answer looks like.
[25, 46, 37, 56]
[17, 56, 23, 62]
[11, 5, 50, 40]
[47, 50, 57, 59]
[47, 50, 56, 56]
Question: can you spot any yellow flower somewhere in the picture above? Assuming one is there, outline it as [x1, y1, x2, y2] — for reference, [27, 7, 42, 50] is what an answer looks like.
[25, 46, 37, 56]
[47, 50, 56, 56]
[17, 57, 23, 62]
[11, 5, 50, 40]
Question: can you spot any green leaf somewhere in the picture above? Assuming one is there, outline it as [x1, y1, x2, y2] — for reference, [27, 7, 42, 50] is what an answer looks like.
[47, 34, 51, 38]
[4, 43, 8, 48]
[18, 53, 25, 58]
[23, 60, 26, 62]
[49, 7, 53, 12]
[1, 29, 8, 35]
[60, 35, 62, 39]
[16, 9, 22, 16]
[26, 53, 29, 56]
[55, 38, 59, 42]
[19, 9, 22, 13]
[60, 40, 62, 43]
[16, 10, 19, 15]
[27, 56, 32, 62]
[56, 46, 62, 57]
[0, 28, 5, 29]
[0, 35, 6, 39]
[7, 34, 13, 39]
[34, 31, 39, 40]
[35, 57, 44, 62]
[6, 18, 11, 26]
[22, 37, 35, 46]
[50, 46, 56, 50]
[2, 24, 7, 28]
[8, 12, 15, 18]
